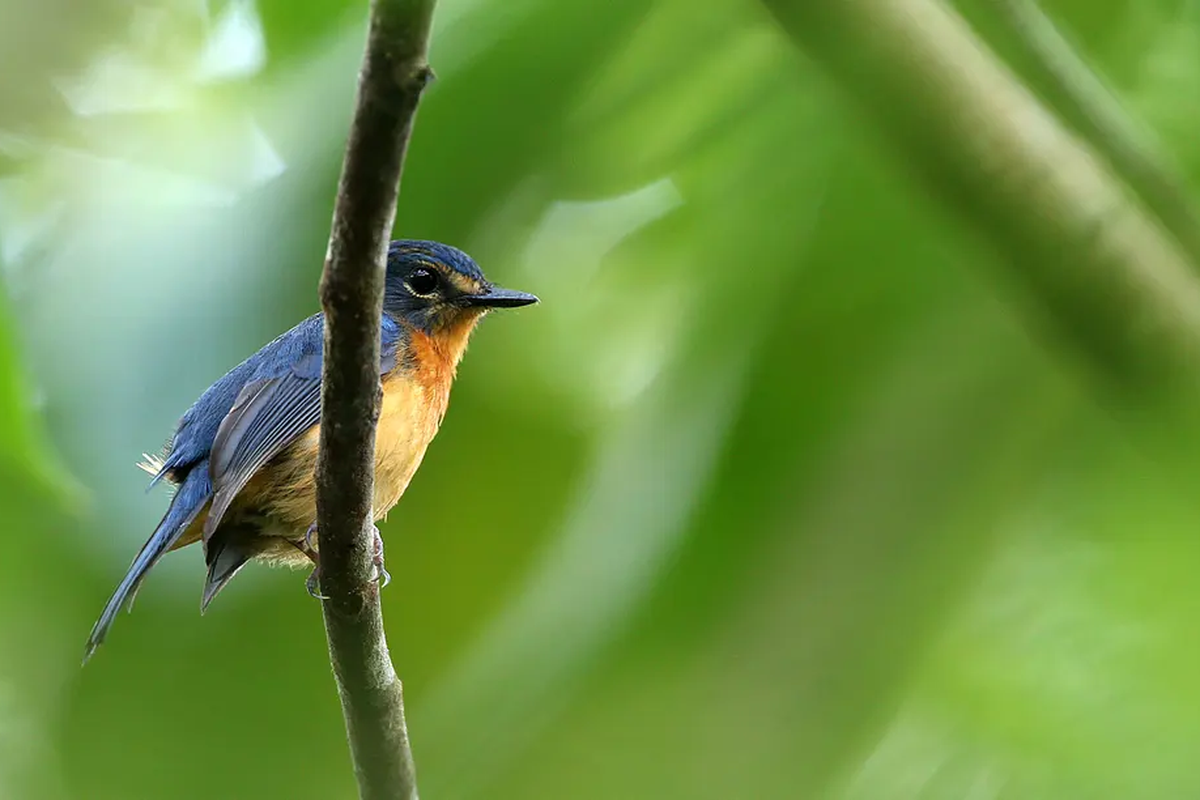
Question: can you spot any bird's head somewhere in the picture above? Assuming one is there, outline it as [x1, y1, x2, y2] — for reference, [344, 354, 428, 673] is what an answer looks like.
[383, 240, 538, 336]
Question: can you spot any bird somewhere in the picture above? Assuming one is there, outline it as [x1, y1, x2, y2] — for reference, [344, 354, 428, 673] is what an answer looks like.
[83, 239, 537, 661]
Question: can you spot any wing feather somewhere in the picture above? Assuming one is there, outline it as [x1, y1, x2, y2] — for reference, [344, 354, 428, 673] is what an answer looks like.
[203, 374, 322, 539]
[200, 315, 403, 541]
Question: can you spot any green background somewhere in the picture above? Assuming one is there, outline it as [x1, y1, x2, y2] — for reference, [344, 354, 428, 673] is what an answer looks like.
[1, 0, 1198, 797]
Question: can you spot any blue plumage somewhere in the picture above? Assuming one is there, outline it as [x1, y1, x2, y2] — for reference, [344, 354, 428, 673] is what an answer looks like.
[150, 312, 403, 484]
[87, 315, 403, 655]
[84, 239, 537, 661]
[389, 239, 486, 282]
[87, 461, 212, 650]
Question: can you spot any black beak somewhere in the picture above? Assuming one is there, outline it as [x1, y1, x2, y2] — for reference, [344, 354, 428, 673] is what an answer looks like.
[462, 286, 539, 309]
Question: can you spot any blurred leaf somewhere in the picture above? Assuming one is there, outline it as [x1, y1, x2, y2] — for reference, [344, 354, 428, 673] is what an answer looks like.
[0, 284, 80, 506]
[5, 0, 1200, 797]
[256, 0, 358, 71]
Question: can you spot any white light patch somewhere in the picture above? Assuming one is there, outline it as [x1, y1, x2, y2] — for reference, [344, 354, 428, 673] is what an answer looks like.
[56, 52, 188, 117]
[519, 178, 686, 410]
[522, 178, 683, 287]
[195, 0, 267, 82]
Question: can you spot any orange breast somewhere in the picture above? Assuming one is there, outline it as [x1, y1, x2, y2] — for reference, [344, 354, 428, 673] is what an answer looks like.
[371, 369, 448, 516]
[208, 317, 474, 541]
[242, 370, 446, 533]
[371, 319, 473, 517]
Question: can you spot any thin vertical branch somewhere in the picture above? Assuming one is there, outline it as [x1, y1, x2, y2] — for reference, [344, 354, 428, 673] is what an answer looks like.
[316, 1, 436, 799]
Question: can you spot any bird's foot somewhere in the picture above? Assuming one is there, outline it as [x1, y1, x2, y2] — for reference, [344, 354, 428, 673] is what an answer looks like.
[301, 523, 329, 599]
[372, 527, 391, 589]
[299, 523, 388, 599]
[305, 566, 329, 600]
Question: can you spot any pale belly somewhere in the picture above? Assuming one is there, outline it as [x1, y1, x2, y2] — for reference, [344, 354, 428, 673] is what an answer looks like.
[242, 375, 446, 562]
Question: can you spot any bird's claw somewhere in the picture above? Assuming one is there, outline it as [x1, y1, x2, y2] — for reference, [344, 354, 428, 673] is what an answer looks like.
[371, 527, 391, 589]
[302, 523, 327, 599]
[305, 567, 329, 600]
[301, 524, 388, 598]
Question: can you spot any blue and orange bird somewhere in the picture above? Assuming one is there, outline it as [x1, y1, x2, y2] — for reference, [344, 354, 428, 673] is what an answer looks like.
[84, 240, 537, 660]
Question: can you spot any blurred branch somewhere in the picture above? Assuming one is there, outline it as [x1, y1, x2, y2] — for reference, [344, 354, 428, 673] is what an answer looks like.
[761, 0, 1200, 402]
[316, 0, 435, 798]
[991, 0, 1200, 269]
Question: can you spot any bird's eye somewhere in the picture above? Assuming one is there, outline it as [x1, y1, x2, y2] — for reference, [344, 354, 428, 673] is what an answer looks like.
[407, 267, 439, 296]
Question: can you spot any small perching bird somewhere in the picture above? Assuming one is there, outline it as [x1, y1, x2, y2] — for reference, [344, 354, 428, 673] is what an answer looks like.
[84, 240, 537, 661]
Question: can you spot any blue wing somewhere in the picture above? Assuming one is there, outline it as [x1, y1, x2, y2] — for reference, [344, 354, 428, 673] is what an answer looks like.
[148, 313, 402, 532]
[199, 313, 403, 538]
[86, 313, 401, 659]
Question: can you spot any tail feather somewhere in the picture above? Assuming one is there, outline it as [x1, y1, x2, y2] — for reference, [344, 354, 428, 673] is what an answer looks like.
[200, 533, 255, 612]
[83, 463, 212, 663]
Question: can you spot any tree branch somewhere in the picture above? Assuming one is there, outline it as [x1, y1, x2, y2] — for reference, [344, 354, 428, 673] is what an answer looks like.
[316, 1, 436, 799]
[761, 0, 1200, 402]
[990, 0, 1200, 270]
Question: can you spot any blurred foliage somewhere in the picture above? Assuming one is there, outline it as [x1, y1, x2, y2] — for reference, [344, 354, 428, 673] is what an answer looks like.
[1, 0, 1199, 798]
